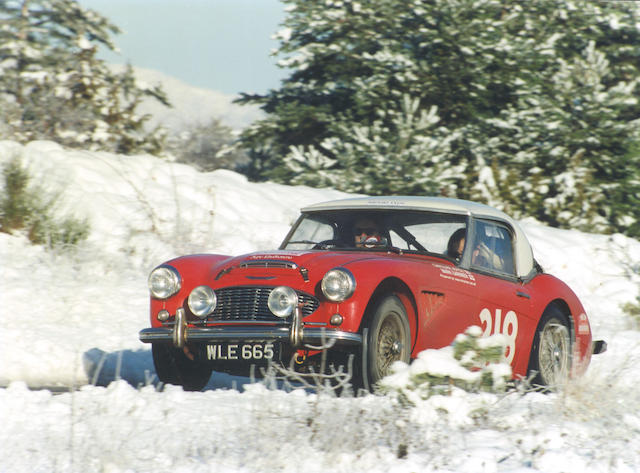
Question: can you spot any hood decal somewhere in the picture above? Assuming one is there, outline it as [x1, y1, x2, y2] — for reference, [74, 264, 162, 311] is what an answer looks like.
[215, 251, 312, 281]
[246, 251, 312, 260]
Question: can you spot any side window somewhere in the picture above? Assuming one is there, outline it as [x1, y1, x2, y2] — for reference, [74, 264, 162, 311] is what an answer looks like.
[406, 222, 465, 255]
[470, 221, 515, 275]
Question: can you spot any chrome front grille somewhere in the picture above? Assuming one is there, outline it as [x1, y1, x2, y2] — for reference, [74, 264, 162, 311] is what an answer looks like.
[207, 286, 319, 322]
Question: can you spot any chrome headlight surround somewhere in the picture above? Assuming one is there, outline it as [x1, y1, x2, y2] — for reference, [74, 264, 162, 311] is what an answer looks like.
[148, 265, 181, 299]
[268, 286, 299, 318]
[321, 268, 356, 302]
[188, 285, 217, 319]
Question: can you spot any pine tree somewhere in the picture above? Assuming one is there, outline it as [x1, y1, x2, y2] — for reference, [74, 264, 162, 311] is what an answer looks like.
[238, 0, 640, 237]
[0, 0, 169, 155]
[474, 40, 640, 235]
[238, 0, 516, 183]
[282, 96, 463, 195]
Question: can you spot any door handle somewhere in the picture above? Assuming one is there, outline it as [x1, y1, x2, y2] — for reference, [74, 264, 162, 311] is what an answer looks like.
[516, 291, 531, 299]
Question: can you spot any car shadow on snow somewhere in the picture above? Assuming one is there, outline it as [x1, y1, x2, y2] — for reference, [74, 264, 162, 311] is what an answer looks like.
[82, 347, 255, 391]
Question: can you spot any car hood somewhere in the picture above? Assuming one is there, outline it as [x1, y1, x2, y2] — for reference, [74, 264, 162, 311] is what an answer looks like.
[208, 249, 398, 285]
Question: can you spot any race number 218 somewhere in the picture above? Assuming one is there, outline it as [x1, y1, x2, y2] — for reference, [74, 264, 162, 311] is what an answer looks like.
[478, 308, 518, 364]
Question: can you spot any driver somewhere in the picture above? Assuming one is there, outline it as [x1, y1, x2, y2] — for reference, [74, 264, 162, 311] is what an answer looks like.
[353, 217, 382, 247]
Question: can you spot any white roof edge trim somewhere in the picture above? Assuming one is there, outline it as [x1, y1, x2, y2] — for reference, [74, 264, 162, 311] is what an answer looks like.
[301, 196, 535, 278]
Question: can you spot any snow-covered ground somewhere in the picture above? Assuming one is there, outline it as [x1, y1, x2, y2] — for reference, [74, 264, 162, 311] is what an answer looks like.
[1, 140, 640, 473]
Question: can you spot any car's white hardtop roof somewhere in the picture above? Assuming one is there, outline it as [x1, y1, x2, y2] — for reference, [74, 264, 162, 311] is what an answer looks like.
[302, 196, 535, 278]
[303, 196, 508, 220]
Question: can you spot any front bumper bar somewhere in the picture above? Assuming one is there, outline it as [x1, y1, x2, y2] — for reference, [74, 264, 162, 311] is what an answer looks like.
[139, 325, 362, 348]
[139, 307, 362, 350]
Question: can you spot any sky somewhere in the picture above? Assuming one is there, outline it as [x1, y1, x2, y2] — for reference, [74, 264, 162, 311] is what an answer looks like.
[77, 0, 288, 95]
[2, 139, 640, 472]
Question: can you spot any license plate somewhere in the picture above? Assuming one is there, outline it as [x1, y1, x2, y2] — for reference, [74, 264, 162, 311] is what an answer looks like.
[205, 342, 278, 362]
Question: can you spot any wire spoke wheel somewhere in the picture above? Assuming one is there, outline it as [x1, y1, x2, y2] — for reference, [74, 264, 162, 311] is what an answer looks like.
[377, 316, 405, 373]
[528, 308, 571, 389]
[366, 295, 411, 387]
[538, 321, 570, 386]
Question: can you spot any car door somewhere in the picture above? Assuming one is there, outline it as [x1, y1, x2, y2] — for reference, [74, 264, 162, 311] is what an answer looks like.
[468, 219, 533, 366]
[408, 218, 482, 354]
[415, 261, 482, 353]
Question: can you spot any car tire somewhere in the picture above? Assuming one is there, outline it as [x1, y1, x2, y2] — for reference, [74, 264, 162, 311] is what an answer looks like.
[527, 306, 571, 389]
[364, 295, 411, 388]
[152, 343, 212, 391]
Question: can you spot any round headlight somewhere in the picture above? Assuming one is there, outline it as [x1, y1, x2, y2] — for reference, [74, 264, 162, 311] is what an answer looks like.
[148, 265, 181, 299]
[188, 285, 217, 318]
[321, 268, 356, 302]
[268, 286, 298, 318]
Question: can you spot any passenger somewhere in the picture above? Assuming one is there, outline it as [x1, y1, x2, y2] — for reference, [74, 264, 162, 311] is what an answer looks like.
[446, 228, 467, 262]
[447, 228, 504, 270]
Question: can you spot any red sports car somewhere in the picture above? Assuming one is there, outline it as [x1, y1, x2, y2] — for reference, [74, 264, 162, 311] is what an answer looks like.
[139, 196, 606, 391]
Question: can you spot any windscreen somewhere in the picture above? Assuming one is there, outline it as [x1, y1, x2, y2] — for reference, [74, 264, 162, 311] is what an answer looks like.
[281, 209, 467, 257]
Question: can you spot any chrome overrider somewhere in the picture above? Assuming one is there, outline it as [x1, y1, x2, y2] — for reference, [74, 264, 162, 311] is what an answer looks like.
[138, 305, 363, 350]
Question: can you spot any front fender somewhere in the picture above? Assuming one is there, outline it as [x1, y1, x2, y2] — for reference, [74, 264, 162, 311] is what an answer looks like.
[149, 254, 233, 327]
[332, 261, 420, 351]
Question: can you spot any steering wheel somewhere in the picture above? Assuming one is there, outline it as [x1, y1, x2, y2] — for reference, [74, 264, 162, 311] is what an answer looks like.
[313, 239, 344, 249]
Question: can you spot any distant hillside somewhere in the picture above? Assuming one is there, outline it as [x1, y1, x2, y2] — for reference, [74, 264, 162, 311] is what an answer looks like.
[112, 65, 264, 132]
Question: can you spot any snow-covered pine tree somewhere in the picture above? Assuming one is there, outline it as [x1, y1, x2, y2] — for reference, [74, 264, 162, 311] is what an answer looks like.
[238, 0, 640, 237]
[470, 29, 640, 236]
[0, 0, 169, 155]
[282, 96, 463, 195]
[238, 0, 513, 189]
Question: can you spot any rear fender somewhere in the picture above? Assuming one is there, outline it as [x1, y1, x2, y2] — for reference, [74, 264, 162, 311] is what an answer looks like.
[516, 298, 589, 380]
